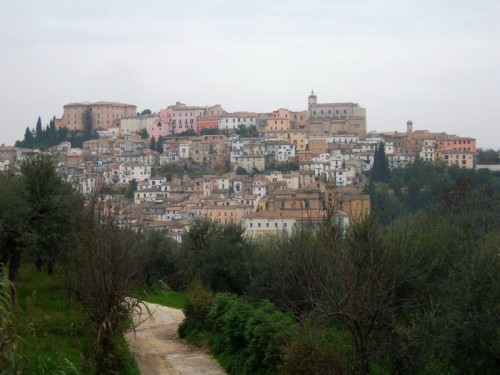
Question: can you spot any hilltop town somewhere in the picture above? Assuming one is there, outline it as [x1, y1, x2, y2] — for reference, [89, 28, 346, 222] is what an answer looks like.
[0, 92, 479, 241]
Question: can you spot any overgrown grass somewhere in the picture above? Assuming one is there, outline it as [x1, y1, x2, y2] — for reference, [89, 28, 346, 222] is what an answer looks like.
[10, 264, 140, 374]
[13, 264, 89, 373]
[136, 282, 185, 309]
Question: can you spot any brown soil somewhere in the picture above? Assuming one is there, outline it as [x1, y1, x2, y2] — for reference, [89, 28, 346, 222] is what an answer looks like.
[125, 303, 226, 375]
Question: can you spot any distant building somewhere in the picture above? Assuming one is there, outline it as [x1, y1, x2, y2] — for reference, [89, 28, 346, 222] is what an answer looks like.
[307, 91, 367, 137]
[56, 101, 137, 131]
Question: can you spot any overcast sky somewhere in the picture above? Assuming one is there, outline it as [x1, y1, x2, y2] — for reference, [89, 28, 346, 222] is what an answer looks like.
[1, 0, 499, 148]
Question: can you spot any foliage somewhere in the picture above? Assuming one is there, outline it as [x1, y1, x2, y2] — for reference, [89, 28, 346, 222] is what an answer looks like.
[0, 265, 17, 372]
[66, 198, 147, 373]
[6, 264, 87, 374]
[368, 158, 500, 226]
[179, 219, 252, 293]
[19, 153, 83, 275]
[236, 125, 259, 138]
[137, 282, 185, 309]
[137, 128, 148, 139]
[176, 129, 197, 137]
[178, 280, 214, 346]
[266, 161, 299, 174]
[15, 117, 97, 149]
[124, 179, 138, 199]
[281, 322, 354, 375]
[201, 128, 219, 135]
[140, 109, 152, 116]
[477, 148, 500, 164]
[181, 291, 295, 375]
[140, 229, 179, 287]
[236, 166, 248, 175]
[371, 141, 389, 182]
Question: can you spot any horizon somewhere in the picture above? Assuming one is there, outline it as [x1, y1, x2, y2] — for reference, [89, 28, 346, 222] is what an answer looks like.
[1, 0, 499, 149]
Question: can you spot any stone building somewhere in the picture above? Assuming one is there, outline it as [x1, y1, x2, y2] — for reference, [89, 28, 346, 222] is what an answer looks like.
[56, 101, 137, 131]
[307, 91, 367, 137]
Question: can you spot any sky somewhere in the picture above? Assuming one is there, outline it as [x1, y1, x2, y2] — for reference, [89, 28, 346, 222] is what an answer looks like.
[0, 0, 499, 148]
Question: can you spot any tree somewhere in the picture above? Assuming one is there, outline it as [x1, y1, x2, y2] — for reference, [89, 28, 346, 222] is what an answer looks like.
[477, 148, 500, 164]
[35, 117, 43, 139]
[138, 128, 148, 139]
[180, 219, 251, 293]
[0, 170, 30, 303]
[83, 108, 93, 138]
[19, 153, 83, 275]
[23, 127, 33, 147]
[371, 142, 389, 182]
[149, 137, 156, 151]
[66, 198, 147, 373]
[291, 212, 415, 374]
[156, 136, 165, 153]
[236, 166, 248, 175]
[141, 229, 179, 286]
[124, 179, 138, 199]
[140, 109, 152, 116]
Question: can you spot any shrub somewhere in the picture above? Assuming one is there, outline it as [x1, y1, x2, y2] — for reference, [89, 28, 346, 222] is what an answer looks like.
[281, 321, 354, 375]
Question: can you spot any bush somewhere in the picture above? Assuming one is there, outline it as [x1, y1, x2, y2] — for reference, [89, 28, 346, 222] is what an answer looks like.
[281, 322, 353, 375]
[206, 294, 295, 375]
[178, 280, 214, 346]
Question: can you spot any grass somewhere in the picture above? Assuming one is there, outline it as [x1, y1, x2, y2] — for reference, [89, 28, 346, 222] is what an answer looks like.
[9, 263, 140, 375]
[135, 282, 186, 309]
[12, 264, 90, 374]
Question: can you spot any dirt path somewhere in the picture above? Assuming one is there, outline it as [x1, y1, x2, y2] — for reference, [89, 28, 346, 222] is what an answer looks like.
[125, 303, 226, 375]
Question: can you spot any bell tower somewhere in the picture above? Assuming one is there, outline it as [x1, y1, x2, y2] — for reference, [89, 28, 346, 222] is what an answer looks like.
[308, 89, 317, 111]
[407, 120, 413, 141]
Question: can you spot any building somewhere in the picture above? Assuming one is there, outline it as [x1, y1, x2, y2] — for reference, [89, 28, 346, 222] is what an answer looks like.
[307, 91, 367, 137]
[57, 101, 137, 131]
[120, 114, 159, 135]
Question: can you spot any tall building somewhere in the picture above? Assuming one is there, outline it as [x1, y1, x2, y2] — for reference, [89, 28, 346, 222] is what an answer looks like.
[56, 101, 137, 131]
[307, 91, 367, 137]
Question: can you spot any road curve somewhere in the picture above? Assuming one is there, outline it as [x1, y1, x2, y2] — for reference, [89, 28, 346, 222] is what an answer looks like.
[125, 303, 226, 375]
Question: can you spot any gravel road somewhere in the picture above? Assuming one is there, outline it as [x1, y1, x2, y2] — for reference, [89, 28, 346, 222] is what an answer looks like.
[125, 303, 226, 375]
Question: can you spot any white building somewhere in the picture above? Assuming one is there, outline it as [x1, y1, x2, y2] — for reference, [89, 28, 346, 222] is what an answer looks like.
[218, 113, 257, 131]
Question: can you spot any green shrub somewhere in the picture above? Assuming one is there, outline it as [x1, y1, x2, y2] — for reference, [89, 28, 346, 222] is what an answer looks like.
[281, 322, 354, 375]
[206, 294, 294, 375]
[178, 280, 214, 346]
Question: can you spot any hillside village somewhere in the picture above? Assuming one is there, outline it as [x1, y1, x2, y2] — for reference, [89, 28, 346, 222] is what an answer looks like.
[0, 92, 478, 241]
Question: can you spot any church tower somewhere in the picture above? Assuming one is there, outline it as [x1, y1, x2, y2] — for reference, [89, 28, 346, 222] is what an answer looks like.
[308, 90, 317, 111]
[407, 120, 413, 141]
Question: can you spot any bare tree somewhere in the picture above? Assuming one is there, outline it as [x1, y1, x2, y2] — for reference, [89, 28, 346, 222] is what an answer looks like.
[66, 197, 148, 373]
[291, 210, 414, 374]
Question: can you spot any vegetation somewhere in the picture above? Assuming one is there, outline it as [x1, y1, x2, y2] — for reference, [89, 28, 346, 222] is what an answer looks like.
[236, 166, 248, 175]
[15, 117, 98, 149]
[236, 125, 259, 138]
[477, 148, 500, 164]
[1, 145, 498, 374]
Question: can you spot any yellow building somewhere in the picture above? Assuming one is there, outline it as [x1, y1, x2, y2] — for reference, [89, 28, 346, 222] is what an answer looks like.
[57, 101, 137, 131]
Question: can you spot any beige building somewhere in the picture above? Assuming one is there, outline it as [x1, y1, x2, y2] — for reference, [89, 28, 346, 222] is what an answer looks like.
[57, 101, 137, 131]
[234, 155, 266, 173]
[307, 91, 366, 137]
[438, 150, 474, 169]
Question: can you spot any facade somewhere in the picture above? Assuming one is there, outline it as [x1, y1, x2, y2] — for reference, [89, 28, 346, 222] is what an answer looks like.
[57, 101, 137, 131]
[120, 114, 158, 135]
[218, 112, 257, 131]
[438, 150, 474, 169]
[307, 91, 367, 137]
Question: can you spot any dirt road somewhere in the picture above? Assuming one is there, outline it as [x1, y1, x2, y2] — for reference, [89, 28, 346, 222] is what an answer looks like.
[125, 303, 226, 375]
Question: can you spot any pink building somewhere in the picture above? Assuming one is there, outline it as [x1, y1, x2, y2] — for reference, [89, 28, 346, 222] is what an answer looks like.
[149, 103, 226, 140]
[149, 102, 203, 140]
